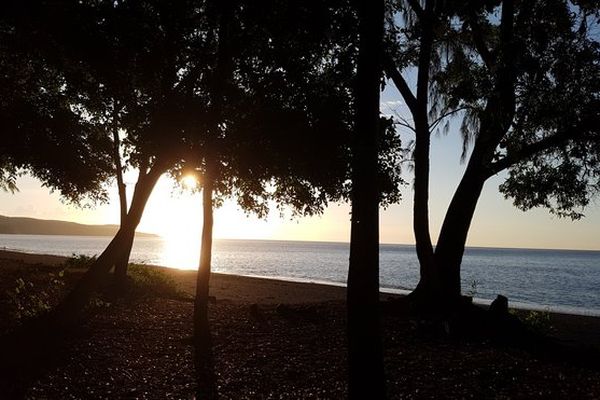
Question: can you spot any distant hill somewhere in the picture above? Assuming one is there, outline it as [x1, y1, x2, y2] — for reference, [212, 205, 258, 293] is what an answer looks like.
[0, 215, 158, 237]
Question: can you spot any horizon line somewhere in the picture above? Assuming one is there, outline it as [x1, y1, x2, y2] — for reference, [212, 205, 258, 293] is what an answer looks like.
[207, 236, 600, 253]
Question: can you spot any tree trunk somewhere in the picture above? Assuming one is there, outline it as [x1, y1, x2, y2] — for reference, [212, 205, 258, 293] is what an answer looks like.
[112, 108, 132, 285]
[411, 114, 437, 297]
[434, 160, 487, 301]
[50, 164, 164, 328]
[191, 3, 232, 397]
[194, 167, 214, 345]
[347, 0, 386, 398]
[113, 231, 134, 286]
[193, 162, 217, 400]
[430, 0, 515, 299]
[406, 0, 439, 308]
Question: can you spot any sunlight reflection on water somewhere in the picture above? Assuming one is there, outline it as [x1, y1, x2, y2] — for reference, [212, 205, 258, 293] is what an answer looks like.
[158, 233, 201, 270]
[1, 234, 599, 315]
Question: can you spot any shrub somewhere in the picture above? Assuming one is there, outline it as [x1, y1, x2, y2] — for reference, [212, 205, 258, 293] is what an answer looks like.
[465, 279, 479, 297]
[6, 269, 66, 321]
[128, 264, 184, 299]
[522, 309, 552, 334]
[64, 253, 97, 269]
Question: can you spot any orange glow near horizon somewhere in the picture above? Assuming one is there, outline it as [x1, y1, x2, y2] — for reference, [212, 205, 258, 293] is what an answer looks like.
[1, 173, 599, 253]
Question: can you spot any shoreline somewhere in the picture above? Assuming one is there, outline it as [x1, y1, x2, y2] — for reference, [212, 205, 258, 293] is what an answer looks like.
[1, 248, 600, 317]
[3, 233, 600, 253]
[2, 248, 600, 349]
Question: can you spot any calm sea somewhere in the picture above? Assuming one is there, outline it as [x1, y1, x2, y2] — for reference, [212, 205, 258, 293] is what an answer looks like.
[1, 234, 599, 316]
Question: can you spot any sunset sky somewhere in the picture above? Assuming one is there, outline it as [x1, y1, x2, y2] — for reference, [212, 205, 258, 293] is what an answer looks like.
[1, 88, 599, 251]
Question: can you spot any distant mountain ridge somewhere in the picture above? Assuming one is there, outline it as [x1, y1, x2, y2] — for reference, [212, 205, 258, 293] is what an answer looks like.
[0, 215, 157, 237]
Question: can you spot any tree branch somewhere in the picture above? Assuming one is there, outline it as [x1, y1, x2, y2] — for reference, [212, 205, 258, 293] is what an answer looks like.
[393, 119, 417, 133]
[488, 129, 584, 176]
[430, 106, 471, 131]
[466, 15, 495, 71]
[415, 0, 435, 116]
[498, 0, 516, 123]
[383, 53, 417, 116]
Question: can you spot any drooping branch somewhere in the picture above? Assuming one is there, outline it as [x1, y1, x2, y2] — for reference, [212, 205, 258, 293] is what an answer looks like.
[429, 106, 471, 131]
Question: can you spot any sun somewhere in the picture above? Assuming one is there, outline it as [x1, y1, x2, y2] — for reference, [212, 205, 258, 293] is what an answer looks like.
[181, 174, 198, 190]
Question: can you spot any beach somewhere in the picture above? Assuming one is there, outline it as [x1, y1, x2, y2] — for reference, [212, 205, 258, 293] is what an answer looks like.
[1, 249, 600, 399]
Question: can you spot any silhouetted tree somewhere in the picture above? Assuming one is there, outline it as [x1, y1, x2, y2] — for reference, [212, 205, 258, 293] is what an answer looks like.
[190, 0, 365, 337]
[27, 0, 208, 327]
[385, 0, 600, 310]
[188, 3, 402, 398]
[347, 0, 387, 398]
[46, 0, 202, 286]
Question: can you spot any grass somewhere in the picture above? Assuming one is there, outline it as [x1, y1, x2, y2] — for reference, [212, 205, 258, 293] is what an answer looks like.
[127, 263, 186, 300]
[3, 256, 186, 329]
[511, 308, 553, 335]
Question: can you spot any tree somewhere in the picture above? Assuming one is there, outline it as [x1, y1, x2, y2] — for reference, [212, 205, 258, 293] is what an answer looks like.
[189, 0, 367, 341]
[47, 0, 201, 286]
[347, 0, 387, 398]
[384, 0, 445, 307]
[22, 0, 209, 327]
[187, 2, 402, 398]
[385, 0, 600, 309]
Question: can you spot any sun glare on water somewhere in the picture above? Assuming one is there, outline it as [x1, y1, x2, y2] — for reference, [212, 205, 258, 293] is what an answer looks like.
[136, 176, 319, 271]
[160, 230, 201, 270]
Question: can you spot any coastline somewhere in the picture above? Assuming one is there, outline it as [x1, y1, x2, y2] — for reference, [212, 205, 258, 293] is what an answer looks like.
[2, 236, 599, 317]
[1, 247, 599, 315]
[1, 248, 600, 349]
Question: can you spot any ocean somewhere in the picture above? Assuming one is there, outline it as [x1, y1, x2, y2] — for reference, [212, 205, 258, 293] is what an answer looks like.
[1, 234, 599, 316]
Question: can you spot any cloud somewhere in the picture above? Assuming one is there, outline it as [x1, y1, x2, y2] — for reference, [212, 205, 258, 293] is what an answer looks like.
[380, 100, 405, 108]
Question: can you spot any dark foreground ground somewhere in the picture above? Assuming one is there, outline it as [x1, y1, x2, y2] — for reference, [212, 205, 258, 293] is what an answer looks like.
[1, 251, 599, 399]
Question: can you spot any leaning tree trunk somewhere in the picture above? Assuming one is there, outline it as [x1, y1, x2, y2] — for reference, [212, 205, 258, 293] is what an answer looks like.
[0, 163, 166, 395]
[432, 0, 515, 304]
[347, 0, 386, 398]
[113, 231, 135, 286]
[433, 158, 487, 302]
[50, 164, 165, 328]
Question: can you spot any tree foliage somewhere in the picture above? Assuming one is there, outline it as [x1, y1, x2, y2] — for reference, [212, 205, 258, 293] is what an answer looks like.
[179, 0, 404, 219]
[0, 3, 114, 203]
[436, 0, 600, 219]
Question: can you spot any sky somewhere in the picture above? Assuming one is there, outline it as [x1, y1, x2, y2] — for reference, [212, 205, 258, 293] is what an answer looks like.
[1, 88, 599, 251]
